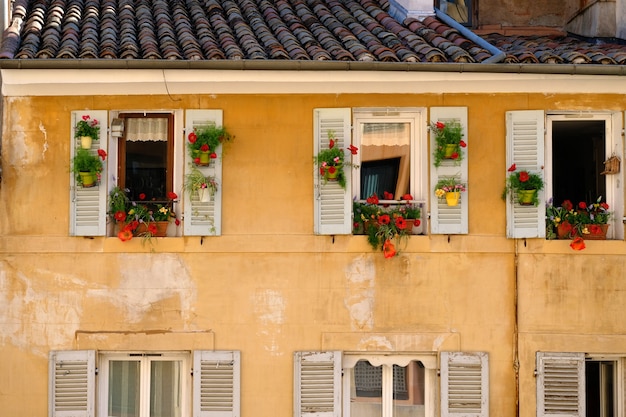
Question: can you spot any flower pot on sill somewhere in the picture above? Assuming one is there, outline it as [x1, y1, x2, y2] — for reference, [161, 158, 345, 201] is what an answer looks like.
[198, 188, 211, 202]
[581, 224, 609, 240]
[80, 136, 93, 149]
[445, 191, 460, 207]
[517, 189, 536, 205]
[135, 221, 169, 237]
[79, 171, 96, 188]
[405, 219, 422, 235]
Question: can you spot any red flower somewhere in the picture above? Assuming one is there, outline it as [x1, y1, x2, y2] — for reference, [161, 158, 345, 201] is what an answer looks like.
[175, 218, 180, 226]
[188, 132, 197, 143]
[519, 171, 529, 182]
[508, 164, 516, 172]
[383, 240, 396, 258]
[82, 115, 90, 121]
[210, 152, 217, 159]
[578, 201, 587, 209]
[348, 144, 359, 155]
[147, 223, 158, 235]
[414, 219, 421, 227]
[167, 192, 178, 200]
[570, 237, 586, 251]
[194, 157, 201, 165]
[562, 200, 573, 211]
[129, 220, 139, 230]
[378, 214, 391, 225]
[459, 140, 467, 148]
[436, 121, 445, 130]
[590, 224, 602, 235]
[328, 166, 336, 174]
[329, 139, 335, 149]
[402, 194, 413, 201]
[200, 144, 209, 152]
[451, 152, 459, 160]
[366, 194, 379, 205]
[117, 228, 133, 242]
[114, 211, 126, 222]
[97, 149, 107, 160]
[383, 191, 393, 200]
[395, 217, 407, 230]
[319, 167, 325, 175]
[139, 193, 146, 200]
[600, 202, 610, 210]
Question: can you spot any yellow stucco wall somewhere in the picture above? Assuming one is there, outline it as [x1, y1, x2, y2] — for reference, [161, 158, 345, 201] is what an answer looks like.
[2, 92, 626, 417]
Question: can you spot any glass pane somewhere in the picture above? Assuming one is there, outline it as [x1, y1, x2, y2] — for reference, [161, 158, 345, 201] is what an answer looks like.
[150, 360, 182, 417]
[360, 123, 410, 200]
[108, 360, 140, 417]
[125, 140, 168, 201]
[393, 361, 425, 417]
[351, 360, 382, 417]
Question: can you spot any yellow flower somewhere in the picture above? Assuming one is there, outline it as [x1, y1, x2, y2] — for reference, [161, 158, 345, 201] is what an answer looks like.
[435, 189, 446, 198]
[129, 209, 135, 215]
[582, 227, 589, 235]
[555, 217, 561, 223]
[159, 207, 168, 214]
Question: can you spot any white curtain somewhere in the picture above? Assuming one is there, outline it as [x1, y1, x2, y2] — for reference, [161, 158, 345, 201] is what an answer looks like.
[126, 118, 168, 142]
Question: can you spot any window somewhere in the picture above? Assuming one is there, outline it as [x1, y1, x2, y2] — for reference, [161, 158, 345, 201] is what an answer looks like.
[293, 351, 488, 417]
[536, 352, 624, 417]
[49, 350, 240, 417]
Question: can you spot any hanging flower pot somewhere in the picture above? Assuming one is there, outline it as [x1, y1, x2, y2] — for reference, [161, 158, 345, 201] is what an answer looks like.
[325, 165, 341, 181]
[80, 136, 93, 149]
[79, 171, 96, 188]
[198, 151, 211, 166]
[517, 189, 537, 205]
[443, 143, 457, 158]
[445, 191, 460, 206]
[198, 187, 212, 202]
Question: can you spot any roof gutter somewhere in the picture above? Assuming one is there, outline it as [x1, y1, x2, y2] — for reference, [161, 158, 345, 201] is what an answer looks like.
[434, 8, 507, 64]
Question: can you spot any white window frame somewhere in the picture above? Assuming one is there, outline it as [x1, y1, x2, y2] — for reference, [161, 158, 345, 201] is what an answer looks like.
[351, 108, 427, 206]
[545, 112, 624, 240]
[97, 351, 191, 417]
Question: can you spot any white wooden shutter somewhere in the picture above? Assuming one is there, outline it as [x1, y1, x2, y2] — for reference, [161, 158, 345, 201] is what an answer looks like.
[184, 110, 223, 236]
[430, 107, 469, 234]
[313, 108, 352, 235]
[49, 350, 96, 417]
[440, 351, 489, 417]
[293, 351, 342, 417]
[505, 110, 546, 238]
[193, 350, 241, 417]
[70, 110, 108, 236]
[536, 352, 584, 417]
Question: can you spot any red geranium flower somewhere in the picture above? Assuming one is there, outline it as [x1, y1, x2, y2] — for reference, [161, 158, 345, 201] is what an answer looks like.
[82, 115, 90, 121]
[578, 201, 587, 209]
[319, 167, 325, 175]
[328, 166, 336, 174]
[210, 152, 217, 159]
[570, 237, 586, 251]
[562, 200, 573, 211]
[194, 157, 201, 165]
[167, 192, 178, 200]
[414, 219, 421, 227]
[600, 202, 610, 210]
[366, 194, 379, 205]
[175, 218, 180, 226]
[348, 144, 359, 155]
[459, 140, 467, 148]
[147, 223, 158, 235]
[436, 121, 445, 130]
[200, 144, 209, 152]
[508, 163, 516, 172]
[117, 228, 133, 242]
[98, 149, 107, 160]
[383, 191, 393, 200]
[383, 240, 396, 258]
[188, 132, 197, 143]
[114, 210, 126, 222]
[590, 224, 602, 235]
[451, 152, 459, 160]
[395, 217, 407, 230]
[139, 193, 146, 200]
[519, 171, 529, 182]
[129, 220, 139, 230]
[329, 139, 335, 149]
[378, 214, 391, 225]
[402, 194, 413, 201]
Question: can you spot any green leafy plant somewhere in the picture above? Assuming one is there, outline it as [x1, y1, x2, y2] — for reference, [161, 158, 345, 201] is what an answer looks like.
[108, 186, 130, 221]
[72, 148, 105, 185]
[503, 164, 544, 206]
[183, 167, 218, 196]
[75, 115, 100, 139]
[546, 197, 611, 242]
[314, 130, 359, 190]
[187, 125, 232, 165]
[431, 120, 466, 167]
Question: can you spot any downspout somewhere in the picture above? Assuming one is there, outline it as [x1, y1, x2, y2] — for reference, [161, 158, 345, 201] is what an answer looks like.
[435, 8, 507, 64]
[513, 239, 521, 417]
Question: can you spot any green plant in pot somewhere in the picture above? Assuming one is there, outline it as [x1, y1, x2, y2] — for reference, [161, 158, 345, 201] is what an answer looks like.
[183, 167, 218, 202]
[503, 164, 544, 206]
[72, 148, 105, 187]
[314, 130, 359, 190]
[187, 125, 232, 166]
[75, 115, 101, 149]
[431, 120, 466, 167]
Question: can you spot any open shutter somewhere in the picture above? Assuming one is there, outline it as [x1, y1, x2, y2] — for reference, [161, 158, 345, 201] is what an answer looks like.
[70, 110, 108, 236]
[184, 110, 223, 236]
[536, 352, 584, 417]
[440, 351, 489, 417]
[193, 350, 241, 417]
[430, 107, 468, 234]
[314, 108, 352, 235]
[505, 110, 546, 238]
[49, 350, 96, 417]
[294, 351, 342, 417]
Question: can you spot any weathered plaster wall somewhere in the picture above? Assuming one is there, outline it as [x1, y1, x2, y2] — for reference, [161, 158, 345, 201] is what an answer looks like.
[1, 92, 626, 417]
[478, 0, 580, 28]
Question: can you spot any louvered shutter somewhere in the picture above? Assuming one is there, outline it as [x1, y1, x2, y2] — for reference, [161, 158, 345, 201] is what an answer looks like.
[293, 351, 342, 417]
[536, 352, 584, 417]
[193, 350, 241, 417]
[430, 107, 469, 234]
[505, 110, 546, 238]
[440, 351, 489, 417]
[184, 110, 223, 236]
[49, 350, 96, 417]
[70, 111, 108, 236]
[314, 108, 352, 235]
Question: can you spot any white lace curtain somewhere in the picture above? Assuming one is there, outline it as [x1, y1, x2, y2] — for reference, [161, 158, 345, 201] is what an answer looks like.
[126, 118, 168, 142]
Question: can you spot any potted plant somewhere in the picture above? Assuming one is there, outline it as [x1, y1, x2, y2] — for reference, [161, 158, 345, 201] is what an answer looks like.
[314, 130, 358, 190]
[75, 114, 101, 149]
[503, 164, 544, 206]
[546, 197, 611, 244]
[116, 191, 180, 242]
[184, 167, 218, 202]
[72, 148, 106, 187]
[434, 177, 467, 206]
[431, 120, 466, 167]
[108, 186, 130, 223]
[187, 125, 232, 166]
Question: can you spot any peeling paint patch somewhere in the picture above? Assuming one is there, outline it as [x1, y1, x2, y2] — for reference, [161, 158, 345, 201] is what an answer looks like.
[357, 335, 393, 351]
[38, 121, 48, 159]
[344, 256, 375, 331]
[253, 289, 285, 355]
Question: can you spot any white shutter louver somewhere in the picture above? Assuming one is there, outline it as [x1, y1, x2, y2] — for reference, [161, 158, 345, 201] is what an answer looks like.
[430, 107, 469, 235]
[184, 110, 223, 236]
[49, 350, 96, 417]
[193, 350, 241, 417]
[314, 108, 352, 235]
[536, 352, 585, 417]
[70, 110, 108, 236]
[294, 351, 342, 417]
[441, 351, 489, 417]
[505, 110, 546, 238]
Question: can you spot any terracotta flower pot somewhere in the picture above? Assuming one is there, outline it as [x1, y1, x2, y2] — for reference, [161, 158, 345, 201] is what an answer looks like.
[135, 221, 169, 237]
[581, 224, 609, 240]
